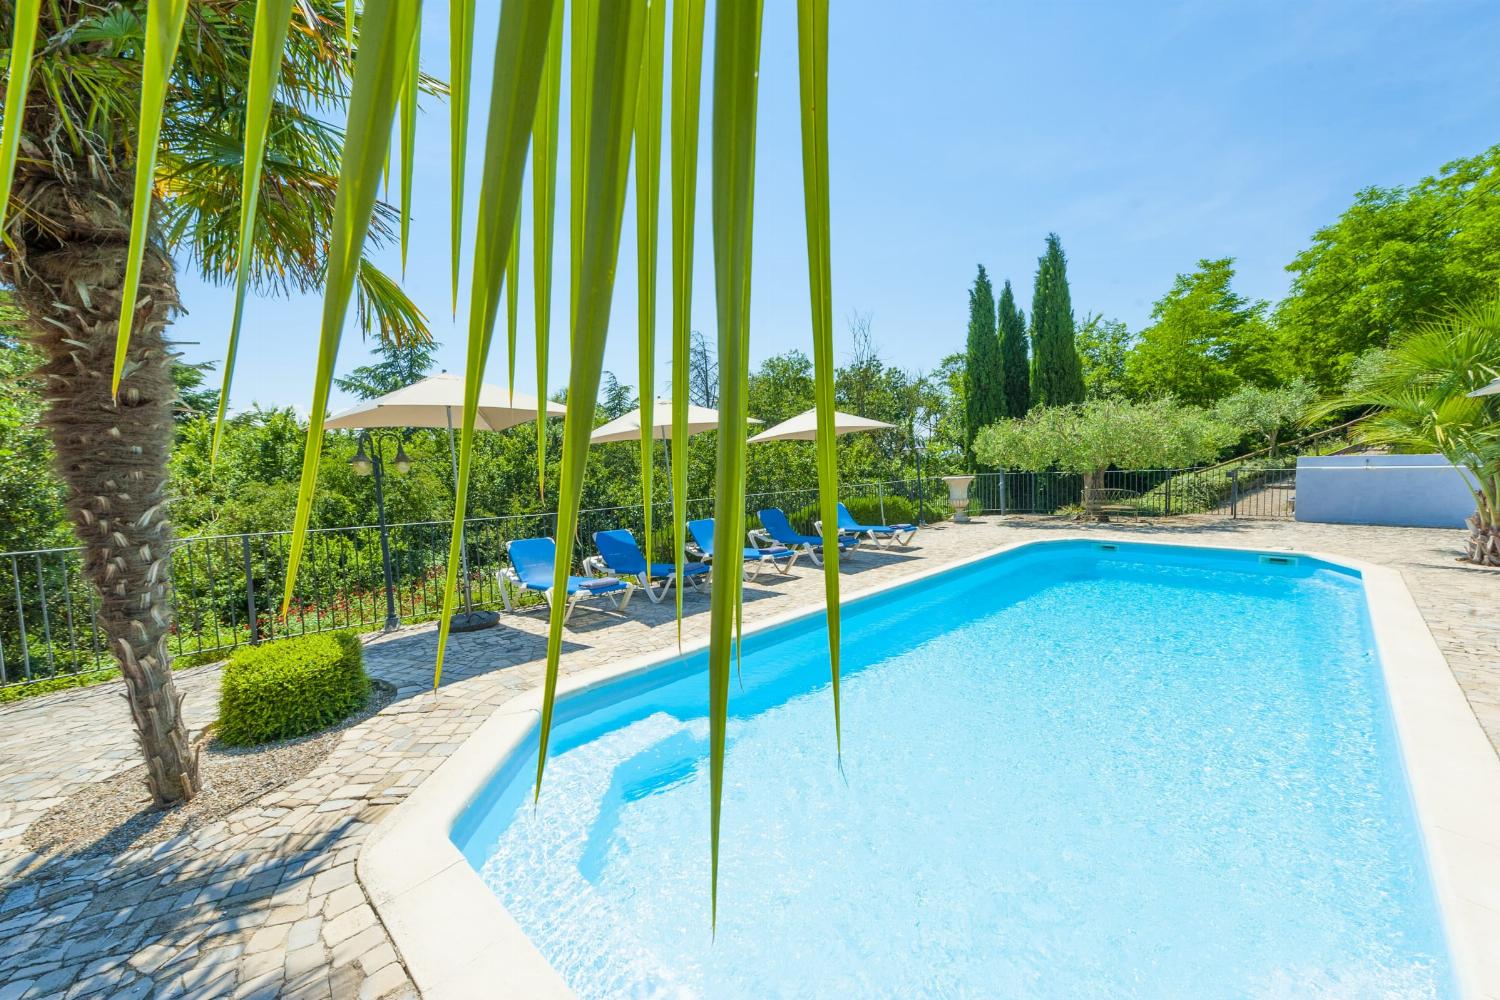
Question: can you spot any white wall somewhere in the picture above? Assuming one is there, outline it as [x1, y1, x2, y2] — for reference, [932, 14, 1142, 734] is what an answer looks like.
[1295, 454, 1477, 529]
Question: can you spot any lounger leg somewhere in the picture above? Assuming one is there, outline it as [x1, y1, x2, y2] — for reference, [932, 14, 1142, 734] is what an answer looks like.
[641, 574, 667, 604]
[617, 585, 634, 612]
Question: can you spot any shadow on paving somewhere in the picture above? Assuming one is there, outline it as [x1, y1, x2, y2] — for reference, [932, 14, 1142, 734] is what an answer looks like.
[0, 813, 363, 996]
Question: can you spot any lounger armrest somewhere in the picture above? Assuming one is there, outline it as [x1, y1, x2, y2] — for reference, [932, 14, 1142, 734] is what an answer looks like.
[581, 555, 607, 577]
[747, 528, 772, 548]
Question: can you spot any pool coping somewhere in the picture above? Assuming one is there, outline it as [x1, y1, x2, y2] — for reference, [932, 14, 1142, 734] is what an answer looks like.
[358, 536, 1500, 999]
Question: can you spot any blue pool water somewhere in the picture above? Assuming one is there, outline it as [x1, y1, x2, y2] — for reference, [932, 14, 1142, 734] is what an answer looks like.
[454, 541, 1456, 999]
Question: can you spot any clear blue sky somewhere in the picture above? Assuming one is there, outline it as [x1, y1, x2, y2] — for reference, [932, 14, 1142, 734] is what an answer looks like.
[174, 0, 1500, 415]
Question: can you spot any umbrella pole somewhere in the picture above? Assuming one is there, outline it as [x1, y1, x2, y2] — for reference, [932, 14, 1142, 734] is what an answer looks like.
[445, 407, 497, 632]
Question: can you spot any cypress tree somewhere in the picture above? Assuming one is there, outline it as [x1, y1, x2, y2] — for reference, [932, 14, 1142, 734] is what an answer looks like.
[964, 265, 1005, 468]
[1029, 233, 1086, 406]
[997, 279, 1029, 417]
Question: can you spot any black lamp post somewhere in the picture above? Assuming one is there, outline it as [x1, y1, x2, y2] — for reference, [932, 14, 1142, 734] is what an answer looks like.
[351, 431, 410, 632]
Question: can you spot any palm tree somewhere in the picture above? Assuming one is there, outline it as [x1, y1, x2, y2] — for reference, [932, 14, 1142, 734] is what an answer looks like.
[1318, 297, 1500, 566]
[0, 2, 426, 805]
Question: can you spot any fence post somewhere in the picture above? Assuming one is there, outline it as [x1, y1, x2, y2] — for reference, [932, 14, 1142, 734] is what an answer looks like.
[877, 483, 886, 525]
[242, 535, 259, 645]
[998, 472, 1007, 516]
[1229, 469, 1240, 519]
[10, 556, 30, 678]
[1163, 472, 1172, 516]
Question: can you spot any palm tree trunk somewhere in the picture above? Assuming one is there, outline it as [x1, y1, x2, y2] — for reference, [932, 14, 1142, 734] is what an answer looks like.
[2, 157, 199, 805]
[1466, 489, 1500, 568]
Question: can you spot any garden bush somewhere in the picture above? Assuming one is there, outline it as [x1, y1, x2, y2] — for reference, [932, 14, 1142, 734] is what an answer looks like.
[218, 631, 368, 746]
[782, 494, 924, 533]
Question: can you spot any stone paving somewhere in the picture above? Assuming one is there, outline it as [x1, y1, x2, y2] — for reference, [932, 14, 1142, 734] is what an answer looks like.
[0, 517, 1496, 998]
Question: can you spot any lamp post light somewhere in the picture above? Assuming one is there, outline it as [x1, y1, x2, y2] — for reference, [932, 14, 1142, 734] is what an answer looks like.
[351, 431, 409, 632]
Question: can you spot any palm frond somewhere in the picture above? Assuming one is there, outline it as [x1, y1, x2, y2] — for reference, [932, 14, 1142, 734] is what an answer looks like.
[430, 0, 558, 690]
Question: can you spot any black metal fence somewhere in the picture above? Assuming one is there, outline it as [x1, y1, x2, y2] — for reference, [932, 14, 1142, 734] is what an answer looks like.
[965, 466, 1297, 520]
[0, 468, 1296, 687]
[0, 476, 954, 686]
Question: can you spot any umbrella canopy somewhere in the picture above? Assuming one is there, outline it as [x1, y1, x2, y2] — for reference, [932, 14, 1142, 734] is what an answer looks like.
[1468, 377, 1500, 398]
[325, 372, 565, 431]
[589, 399, 761, 443]
[747, 407, 895, 443]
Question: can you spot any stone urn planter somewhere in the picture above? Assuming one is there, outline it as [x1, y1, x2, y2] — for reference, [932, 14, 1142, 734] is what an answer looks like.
[943, 475, 977, 522]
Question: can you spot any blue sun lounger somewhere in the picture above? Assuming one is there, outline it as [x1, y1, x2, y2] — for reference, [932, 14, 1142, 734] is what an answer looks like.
[586, 529, 710, 604]
[499, 537, 634, 622]
[687, 518, 798, 581]
[751, 508, 858, 567]
[825, 501, 918, 548]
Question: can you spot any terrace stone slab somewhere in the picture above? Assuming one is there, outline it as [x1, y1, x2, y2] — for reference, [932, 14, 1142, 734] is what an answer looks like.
[0, 518, 1495, 997]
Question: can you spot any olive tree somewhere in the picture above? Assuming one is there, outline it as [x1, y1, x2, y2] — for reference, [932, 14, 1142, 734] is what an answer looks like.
[973, 398, 1233, 502]
[1212, 380, 1317, 459]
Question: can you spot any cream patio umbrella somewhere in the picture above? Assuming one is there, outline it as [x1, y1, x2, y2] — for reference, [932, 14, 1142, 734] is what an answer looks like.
[589, 399, 761, 442]
[748, 407, 903, 524]
[1469, 377, 1500, 398]
[326, 373, 566, 631]
[746, 407, 894, 443]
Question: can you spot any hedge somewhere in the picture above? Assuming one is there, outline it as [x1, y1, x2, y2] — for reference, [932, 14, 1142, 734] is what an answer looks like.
[218, 631, 369, 746]
[781, 494, 929, 534]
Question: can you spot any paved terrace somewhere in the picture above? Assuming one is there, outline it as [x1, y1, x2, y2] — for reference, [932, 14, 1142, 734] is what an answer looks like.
[0, 518, 1496, 998]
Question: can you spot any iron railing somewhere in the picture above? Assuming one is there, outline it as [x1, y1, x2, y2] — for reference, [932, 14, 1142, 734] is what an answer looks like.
[0, 476, 951, 685]
[0, 468, 1293, 686]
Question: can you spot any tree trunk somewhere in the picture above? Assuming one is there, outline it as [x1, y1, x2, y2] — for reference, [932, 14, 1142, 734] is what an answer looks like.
[1464, 499, 1500, 568]
[2, 152, 199, 805]
[1082, 469, 1105, 517]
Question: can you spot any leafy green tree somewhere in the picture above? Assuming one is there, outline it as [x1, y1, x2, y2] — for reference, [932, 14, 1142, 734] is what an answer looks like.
[1313, 297, 1499, 564]
[997, 279, 1029, 417]
[1212, 380, 1317, 459]
[1126, 258, 1272, 405]
[1075, 313, 1135, 399]
[973, 398, 1233, 498]
[963, 266, 1005, 467]
[334, 339, 440, 400]
[1029, 233, 1085, 407]
[1276, 144, 1500, 389]
[928, 352, 968, 468]
[748, 350, 816, 427]
[0, 3, 427, 804]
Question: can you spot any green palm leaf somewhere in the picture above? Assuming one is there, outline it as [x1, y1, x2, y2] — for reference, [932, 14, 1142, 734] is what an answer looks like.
[210, 0, 297, 465]
[506, 203, 521, 400]
[281, 0, 421, 615]
[795, 0, 842, 752]
[669, 0, 706, 645]
[531, 0, 563, 498]
[398, 17, 421, 275]
[448, 0, 475, 312]
[535, 0, 647, 798]
[430, 0, 558, 688]
[0, 0, 42, 234]
[634, 0, 666, 584]
[569, 0, 598, 327]
[112, 0, 190, 396]
[707, 0, 764, 928]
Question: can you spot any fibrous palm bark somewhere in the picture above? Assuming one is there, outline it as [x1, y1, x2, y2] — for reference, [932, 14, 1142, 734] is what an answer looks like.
[2, 140, 197, 804]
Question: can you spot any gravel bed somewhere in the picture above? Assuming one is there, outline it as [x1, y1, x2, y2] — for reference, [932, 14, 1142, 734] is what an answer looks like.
[24, 680, 396, 860]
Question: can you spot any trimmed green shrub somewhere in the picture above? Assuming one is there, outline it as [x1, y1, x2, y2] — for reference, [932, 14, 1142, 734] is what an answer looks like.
[782, 494, 924, 533]
[218, 631, 368, 746]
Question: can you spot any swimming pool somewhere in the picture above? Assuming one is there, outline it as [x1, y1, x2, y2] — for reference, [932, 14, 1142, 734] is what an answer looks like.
[449, 540, 1460, 998]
